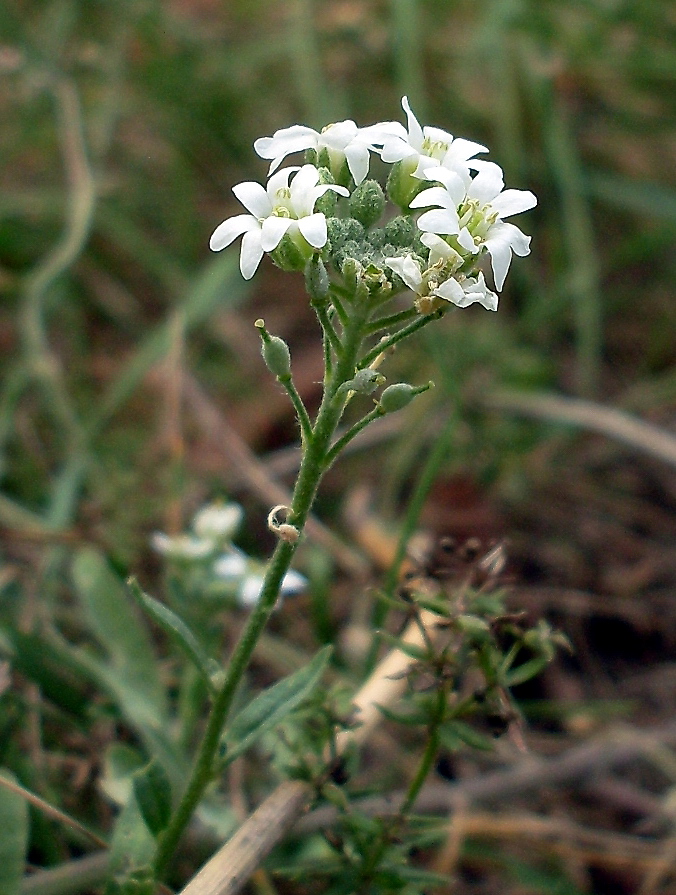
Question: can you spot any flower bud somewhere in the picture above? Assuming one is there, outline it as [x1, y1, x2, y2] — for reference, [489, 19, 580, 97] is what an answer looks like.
[255, 319, 292, 378]
[383, 215, 415, 247]
[349, 179, 385, 229]
[346, 369, 386, 395]
[305, 256, 329, 303]
[378, 381, 434, 414]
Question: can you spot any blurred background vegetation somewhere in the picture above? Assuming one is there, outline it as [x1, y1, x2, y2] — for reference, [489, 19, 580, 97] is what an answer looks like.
[2, 0, 676, 893]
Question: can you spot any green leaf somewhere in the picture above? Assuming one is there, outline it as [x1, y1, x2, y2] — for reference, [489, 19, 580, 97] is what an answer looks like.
[0, 769, 29, 895]
[376, 630, 428, 661]
[223, 646, 332, 764]
[439, 720, 496, 753]
[71, 549, 167, 727]
[104, 794, 156, 895]
[127, 578, 219, 697]
[132, 760, 172, 838]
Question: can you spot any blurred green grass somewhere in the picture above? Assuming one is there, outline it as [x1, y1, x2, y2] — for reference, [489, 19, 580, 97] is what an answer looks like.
[1, 0, 676, 889]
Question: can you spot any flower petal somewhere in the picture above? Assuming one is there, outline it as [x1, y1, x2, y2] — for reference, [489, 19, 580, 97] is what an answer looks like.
[254, 125, 319, 160]
[490, 189, 537, 219]
[401, 96, 424, 150]
[485, 235, 512, 291]
[344, 143, 370, 185]
[467, 162, 504, 204]
[297, 212, 328, 248]
[385, 254, 423, 293]
[410, 185, 457, 210]
[239, 228, 265, 280]
[209, 214, 258, 252]
[232, 181, 272, 218]
[261, 215, 292, 252]
[443, 137, 488, 163]
[433, 278, 465, 305]
[416, 208, 460, 235]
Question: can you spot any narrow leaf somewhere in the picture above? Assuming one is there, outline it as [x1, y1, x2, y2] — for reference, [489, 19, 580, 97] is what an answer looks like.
[0, 769, 29, 895]
[71, 548, 167, 726]
[132, 760, 172, 838]
[224, 646, 332, 763]
[128, 578, 219, 696]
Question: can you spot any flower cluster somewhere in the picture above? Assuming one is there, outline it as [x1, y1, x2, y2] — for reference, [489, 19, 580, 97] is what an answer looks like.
[152, 501, 306, 608]
[210, 97, 536, 311]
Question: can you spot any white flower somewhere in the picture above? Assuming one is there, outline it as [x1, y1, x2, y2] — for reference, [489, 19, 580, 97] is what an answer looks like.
[150, 532, 214, 560]
[386, 244, 497, 312]
[415, 162, 537, 290]
[254, 119, 398, 185]
[433, 271, 499, 312]
[209, 165, 348, 279]
[192, 501, 243, 542]
[213, 549, 307, 608]
[376, 96, 488, 180]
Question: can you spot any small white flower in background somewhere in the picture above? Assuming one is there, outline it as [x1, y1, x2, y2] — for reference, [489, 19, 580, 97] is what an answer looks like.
[415, 161, 537, 290]
[152, 501, 307, 610]
[254, 119, 399, 185]
[209, 164, 348, 279]
[213, 549, 307, 608]
[150, 532, 214, 560]
[376, 96, 488, 180]
[192, 501, 243, 542]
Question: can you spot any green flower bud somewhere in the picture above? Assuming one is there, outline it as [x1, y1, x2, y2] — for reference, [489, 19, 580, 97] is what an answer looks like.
[349, 179, 386, 229]
[378, 381, 434, 414]
[327, 217, 365, 253]
[315, 167, 340, 218]
[383, 215, 416, 247]
[255, 319, 292, 378]
[305, 256, 329, 303]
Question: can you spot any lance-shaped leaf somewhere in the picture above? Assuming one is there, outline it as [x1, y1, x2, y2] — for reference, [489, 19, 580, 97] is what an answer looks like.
[128, 578, 220, 696]
[132, 759, 172, 838]
[223, 646, 332, 764]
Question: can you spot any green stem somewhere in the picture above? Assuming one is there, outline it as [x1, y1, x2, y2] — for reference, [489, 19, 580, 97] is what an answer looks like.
[153, 293, 371, 879]
[312, 300, 342, 358]
[366, 306, 418, 335]
[279, 374, 312, 445]
[399, 688, 445, 817]
[324, 406, 382, 468]
[358, 307, 445, 369]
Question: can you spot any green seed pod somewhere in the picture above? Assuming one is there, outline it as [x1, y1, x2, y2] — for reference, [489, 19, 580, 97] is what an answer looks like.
[349, 179, 386, 229]
[305, 255, 329, 303]
[256, 320, 292, 377]
[378, 383, 417, 414]
[378, 381, 434, 414]
[262, 335, 291, 378]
